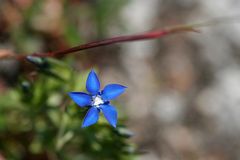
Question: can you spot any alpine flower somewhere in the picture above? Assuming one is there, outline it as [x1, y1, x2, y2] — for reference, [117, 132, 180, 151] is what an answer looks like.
[69, 70, 127, 128]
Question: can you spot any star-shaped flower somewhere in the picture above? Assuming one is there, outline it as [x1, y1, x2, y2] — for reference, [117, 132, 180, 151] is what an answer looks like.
[69, 70, 126, 128]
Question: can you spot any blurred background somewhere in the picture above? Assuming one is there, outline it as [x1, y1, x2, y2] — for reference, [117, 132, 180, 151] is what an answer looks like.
[1, 0, 240, 160]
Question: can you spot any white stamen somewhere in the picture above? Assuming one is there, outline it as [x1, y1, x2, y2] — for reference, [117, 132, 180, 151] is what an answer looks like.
[92, 96, 104, 107]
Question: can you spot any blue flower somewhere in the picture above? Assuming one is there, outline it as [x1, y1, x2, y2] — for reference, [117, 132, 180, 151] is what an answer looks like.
[69, 70, 126, 128]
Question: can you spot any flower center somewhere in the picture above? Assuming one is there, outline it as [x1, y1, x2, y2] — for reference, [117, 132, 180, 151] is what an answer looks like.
[92, 95, 104, 107]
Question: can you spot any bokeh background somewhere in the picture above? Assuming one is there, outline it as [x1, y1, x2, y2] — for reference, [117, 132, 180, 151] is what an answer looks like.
[1, 0, 240, 160]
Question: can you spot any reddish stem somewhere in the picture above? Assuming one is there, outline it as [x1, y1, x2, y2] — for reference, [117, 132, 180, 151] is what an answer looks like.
[24, 25, 195, 59]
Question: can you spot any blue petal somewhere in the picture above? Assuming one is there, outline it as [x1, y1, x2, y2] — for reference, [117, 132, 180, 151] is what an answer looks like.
[86, 70, 100, 95]
[102, 84, 127, 101]
[68, 92, 91, 107]
[100, 104, 118, 128]
[82, 107, 99, 128]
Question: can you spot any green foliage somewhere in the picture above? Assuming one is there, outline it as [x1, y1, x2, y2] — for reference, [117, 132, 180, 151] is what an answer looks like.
[0, 58, 136, 160]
